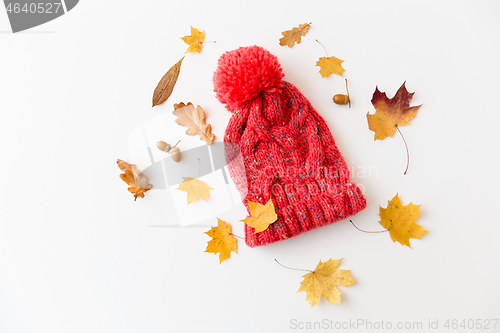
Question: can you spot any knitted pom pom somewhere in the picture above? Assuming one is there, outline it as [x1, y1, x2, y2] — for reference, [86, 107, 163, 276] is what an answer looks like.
[213, 46, 284, 111]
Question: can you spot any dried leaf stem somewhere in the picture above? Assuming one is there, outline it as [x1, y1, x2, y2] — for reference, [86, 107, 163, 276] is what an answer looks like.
[197, 158, 201, 178]
[301, 22, 312, 30]
[344, 79, 351, 108]
[316, 39, 329, 58]
[396, 126, 410, 175]
[231, 233, 244, 240]
[349, 220, 388, 233]
[275, 259, 313, 273]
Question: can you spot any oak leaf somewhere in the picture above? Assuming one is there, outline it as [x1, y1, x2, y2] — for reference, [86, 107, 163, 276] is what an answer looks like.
[378, 194, 427, 248]
[152, 56, 184, 107]
[298, 259, 355, 308]
[279, 23, 311, 47]
[181, 26, 205, 53]
[367, 82, 422, 140]
[316, 56, 344, 77]
[172, 102, 215, 145]
[205, 218, 237, 264]
[176, 177, 213, 204]
[117, 159, 152, 201]
[241, 199, 278, 233]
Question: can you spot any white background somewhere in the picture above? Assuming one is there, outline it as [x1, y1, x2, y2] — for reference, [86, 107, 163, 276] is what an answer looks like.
[1, 1, 500, 332]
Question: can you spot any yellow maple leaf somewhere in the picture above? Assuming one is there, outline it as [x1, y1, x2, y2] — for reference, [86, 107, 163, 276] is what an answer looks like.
[279, 23, 311, 47]
[316, 56, 344, 77]
[205, 218, 237, 264]
[117, 159, 152, 201]
[379, 194, 427, 248]
[181, 26, 205, 53]
[366, 82, 422, 140]
[176, 177, 213, 204]
[297, 259, 355, 308]
[241, 199, 278, 233]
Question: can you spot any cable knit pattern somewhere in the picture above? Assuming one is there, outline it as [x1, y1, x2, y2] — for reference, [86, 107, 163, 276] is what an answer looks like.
[214, 46, 366, 247]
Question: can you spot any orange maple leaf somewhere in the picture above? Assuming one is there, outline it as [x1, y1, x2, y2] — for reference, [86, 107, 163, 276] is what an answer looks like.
[241, 199, 278, 233]
[297, 259, 355, 308]
[181, 26, 205, 53]
[367, 82, 422, 140]
[205, 218, 237, 264]
[379, 194, 427, 248]
[316, 56, 344, 77]
[176, 177, 213, 205]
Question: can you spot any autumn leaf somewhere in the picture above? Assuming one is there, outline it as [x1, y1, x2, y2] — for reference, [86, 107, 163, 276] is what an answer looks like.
[181, 26, 205, 53]
[152, 56, 184, 107]
[297, 259, 355, 308]
[205, 218, 237, 264]
[241, 199, 278, 233]
[172, 102, 215, 145]
[367, 82, 422, 174]
[367, 82, 422, 140]
[279, 23, 311, 47]
[176, 177, 213, 204]
[378, 194, 427, 248]
[316, 56, 344, 77]
[117, 159, 152, 201]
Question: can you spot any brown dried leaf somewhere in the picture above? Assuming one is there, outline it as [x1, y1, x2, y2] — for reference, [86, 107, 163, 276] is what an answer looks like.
[172, 102, 215, 145]
[117, 159, 152, 201]
[152, 56, 184, 107]
[279, 23, 311, 47]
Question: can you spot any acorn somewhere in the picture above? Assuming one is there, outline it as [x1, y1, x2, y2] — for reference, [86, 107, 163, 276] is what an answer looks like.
[170, 147, 181, 162]
[156, 141, 170, 152]
[333, 78, 351, 108]
[156, 140, 181, 163]
[333, 94, 350, 105]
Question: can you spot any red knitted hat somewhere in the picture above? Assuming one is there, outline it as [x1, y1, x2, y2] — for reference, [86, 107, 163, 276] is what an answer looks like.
[213, 45, 366, 247]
